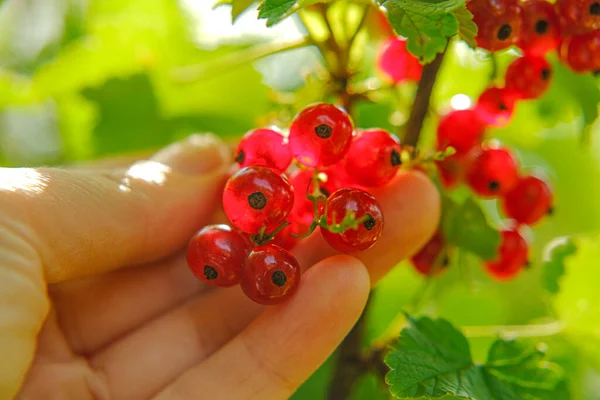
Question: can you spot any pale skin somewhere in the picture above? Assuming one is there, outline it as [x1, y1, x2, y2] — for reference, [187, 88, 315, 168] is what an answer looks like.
[0, 134, 440, 400]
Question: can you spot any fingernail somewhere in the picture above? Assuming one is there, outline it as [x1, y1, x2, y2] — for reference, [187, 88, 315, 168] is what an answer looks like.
[151, 133, 231, 175]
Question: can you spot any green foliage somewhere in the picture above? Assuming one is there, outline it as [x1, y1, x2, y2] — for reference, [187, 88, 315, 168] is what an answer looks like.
[386, 316, 568, 399]
[214, 0, 257, 22]
[258, 0, 298, 26]
[442, 197, 500, 260]
[377, 0, 474, 62]
[541, 237, 577, 295]
[451, 7, 477, 49]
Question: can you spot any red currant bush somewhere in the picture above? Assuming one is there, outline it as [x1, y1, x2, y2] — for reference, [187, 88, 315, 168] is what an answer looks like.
[411, 231, 448, 276]
[235, 128, 292, 172]
[240, 244, 301, 305]
[468, 0, 523, 51]
[436, 109, 486, 155]
[502, 175, 553, 226]
[519, 0, 561, 56]
[223, 166, 294, 234]
[485, 229, 529, 280]
[475, 87, 519, 127]
[466, 147, 519, 198]
[377, 37, 423, 84]
[505, 56, 552, 100]
[186, 224, 251, 287]
[289, 103, 354, 167]
[321, 188, 384, 253]
[344, 129, 402, 188]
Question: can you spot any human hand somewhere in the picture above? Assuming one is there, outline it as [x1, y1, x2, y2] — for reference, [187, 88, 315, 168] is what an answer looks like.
[0, 134, 439, 400]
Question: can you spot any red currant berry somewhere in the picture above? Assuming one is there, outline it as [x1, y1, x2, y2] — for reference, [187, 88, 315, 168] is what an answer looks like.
[519, 0, 561, 56]
[502, 175, 553, 225]
[559, 30, 600, 73]
[436, 109, 486, 155]
[556, 0, 600, 35]
[270, 220, 302, 250]
[186, 224, 251, 287]
[289, 168, 335, 226]
[223, 166, 294, 234]
[468, 0, 523, 51]
[466, 147, 519, 197]
[436, 147, 482, 189]
[240, 244, 301, 305]
[475, 87, 519, 127]
[485, 230, 528, 280]
[235, 128, 292, 172]
[344, 129, 402, 188]
[377, 37, 423, 84]
[289, 103, 354, 167]
[321, 188, 384, 253]
[505, 56, 552, 100]
[411, 231, 448, 276]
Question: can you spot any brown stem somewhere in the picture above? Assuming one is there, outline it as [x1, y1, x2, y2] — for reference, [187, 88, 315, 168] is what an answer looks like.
[403, 51, 447, 147]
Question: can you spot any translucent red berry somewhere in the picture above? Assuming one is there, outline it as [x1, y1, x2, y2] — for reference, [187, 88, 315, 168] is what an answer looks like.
[558, 30, 600, 73]
[321, 188, 384, 253]
[235, 128, 292, 172]
[485, 230, 528, 280]
[505, 56, 552, 100]
[555, 0, 600, 35]
[377, 37, 423, 84]
[466, 147, 519, 197]
[223, 166, 294, 234]
[289, 103, 354, 167]
[436, 109, 486, 155]
[289, 168, 335, 226]
[436, 147, 481, 189]
[468, 0, 523, 51]
[411, 231, 448, 276]
[475, 87, 519, 127]
[270, 220, 301, 250]
[240, 244, 301, 305]
[186, 225, 251, 287]
[344, 129, 402, 188]
[519, 0, 561, 56]
[502, 175, 553, 226]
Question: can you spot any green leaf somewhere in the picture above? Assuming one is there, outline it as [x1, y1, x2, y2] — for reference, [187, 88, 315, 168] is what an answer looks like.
[258, 0, 297, 26]
[541, 237, 577, 295]
[451, 6, 477, 48]
[484, 339, 568, 400]
[214, 0, 257, 22]
[442, 197, 500, 260]
[385, 316, 569, 400]
[378, 0, 466, 62]
[385, 315, 490, 399]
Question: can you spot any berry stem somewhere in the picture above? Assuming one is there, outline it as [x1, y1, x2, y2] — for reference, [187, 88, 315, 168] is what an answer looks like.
[403, 50, 447, 147]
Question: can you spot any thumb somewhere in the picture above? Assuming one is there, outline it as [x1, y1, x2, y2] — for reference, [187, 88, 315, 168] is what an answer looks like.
[1, 133, 232, 284]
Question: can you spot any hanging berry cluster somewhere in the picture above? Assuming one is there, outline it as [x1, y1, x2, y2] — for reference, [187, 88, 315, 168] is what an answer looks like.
[186, 103, 404, 305]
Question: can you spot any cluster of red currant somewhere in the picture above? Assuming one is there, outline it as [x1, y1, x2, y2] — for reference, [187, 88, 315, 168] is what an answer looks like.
[186, 103, 404, 305]
[469, 0, 600, 73]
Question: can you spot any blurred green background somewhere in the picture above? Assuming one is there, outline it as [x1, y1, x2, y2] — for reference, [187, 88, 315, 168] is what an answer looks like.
[1, 0, 600, 398]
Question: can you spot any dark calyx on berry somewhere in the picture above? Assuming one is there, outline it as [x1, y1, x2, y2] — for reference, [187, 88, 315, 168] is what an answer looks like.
[248, 191, 267, 210]
[442, 255, 450, 267]
[315, 124, 333, 139]
[547, 206, 554, 215]
[591, 2, 600, 15]
[235, 150, 245, 164]
[320, 186, 331, 197]
[204, 265, 218, 280]
[271, 270, 287, 287]
[390, 149, 401, 166]
[535, 19, 549, 34]
[363, 213, 376, 231]
[498, 102, 508, 111]
[541, 68, 551, 80]
[488, 180, 500, 191]
[497, 24, 512, 40]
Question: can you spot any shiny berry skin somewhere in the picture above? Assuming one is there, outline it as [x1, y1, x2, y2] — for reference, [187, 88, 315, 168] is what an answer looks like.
[411, 231, 448, 276]
[289, 103, 354, 167]
[485, 230, 528, 280]
[223, 166, 294, 234]
[270, 220, 301, 250]
[505, 56, 552, 100]
[344, 129, 402, 188]
[186, 225, 251, 287]
[502, 175, 553, 225]
[240, 244, 301, 305]
[468, 0, 523, 51]
[377, 37, 423, 84]
[519, 0, 561, 56]
[235, 128, 292, 172]
[436, 147, 481, 189]
[555, 0, 600, 35]
[466, 147, 519, 197]
[321, 188, 384, 253]
[475, 87, 519, 127]
[559, 30, 600, 73]
[436, 109, 486, 156]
